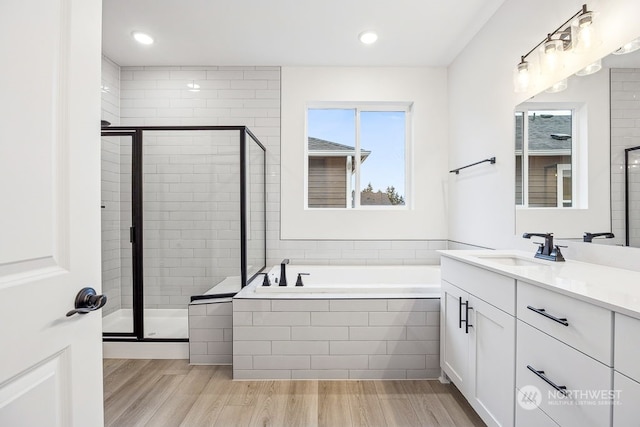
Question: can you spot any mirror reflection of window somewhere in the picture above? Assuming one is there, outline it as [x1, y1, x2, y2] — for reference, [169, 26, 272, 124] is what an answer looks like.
[515, 109, 574, 208]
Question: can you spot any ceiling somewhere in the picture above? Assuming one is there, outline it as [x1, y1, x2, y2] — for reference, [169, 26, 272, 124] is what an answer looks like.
[102, 0, 505, 67]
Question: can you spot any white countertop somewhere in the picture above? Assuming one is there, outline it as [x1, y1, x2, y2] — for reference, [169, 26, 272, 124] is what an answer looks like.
[439, 250, 640, 320]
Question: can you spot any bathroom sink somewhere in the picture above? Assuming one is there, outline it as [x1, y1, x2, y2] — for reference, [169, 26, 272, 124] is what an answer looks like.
[472, 255, 550, 267]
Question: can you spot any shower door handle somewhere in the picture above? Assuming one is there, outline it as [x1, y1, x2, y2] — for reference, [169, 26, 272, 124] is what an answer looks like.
[66, 287, 107, 317]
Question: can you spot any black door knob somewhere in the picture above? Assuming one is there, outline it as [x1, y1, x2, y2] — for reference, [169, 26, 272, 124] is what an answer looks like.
[66, 287, 107, 317]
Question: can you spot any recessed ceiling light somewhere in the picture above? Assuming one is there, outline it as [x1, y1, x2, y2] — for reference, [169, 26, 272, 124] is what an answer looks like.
[132, 31, 154, 45]
[187, 81, 200, 92]
[359, 31, 378, 45]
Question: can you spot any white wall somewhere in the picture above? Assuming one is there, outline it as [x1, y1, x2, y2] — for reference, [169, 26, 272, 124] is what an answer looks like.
[448, 0, 640, 259]
[281, 67, 448, 241]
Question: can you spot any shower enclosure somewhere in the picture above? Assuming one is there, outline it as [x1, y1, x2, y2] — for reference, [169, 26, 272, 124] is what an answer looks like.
[626, 146, 640, 247]
[100, 126, 266, 341]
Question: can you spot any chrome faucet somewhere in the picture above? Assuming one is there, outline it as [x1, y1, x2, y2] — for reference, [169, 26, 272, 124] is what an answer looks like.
[522, 233, 565, 262]
[279, 259, 290, 286]
[583, 232, 615, 243]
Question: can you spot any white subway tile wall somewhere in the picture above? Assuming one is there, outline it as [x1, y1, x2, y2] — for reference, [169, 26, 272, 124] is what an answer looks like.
[232, 298, 441, 380]
[611, 68, 640, 245]
[101, 56, 122, 316]
[188, 301, 233, 364]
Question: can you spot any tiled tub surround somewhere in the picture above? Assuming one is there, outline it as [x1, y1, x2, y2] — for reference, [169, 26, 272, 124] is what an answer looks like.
[232, 265, 441, 380]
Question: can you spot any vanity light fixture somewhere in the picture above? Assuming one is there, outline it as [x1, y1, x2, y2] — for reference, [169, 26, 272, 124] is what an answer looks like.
[514, 57, 532, 93]
[514, 4, 596, 92]
[613, 37, 640, 55]
[187, 81, 200, 92]
[359, 31, 378, 45]
[132, 31, 154, 45]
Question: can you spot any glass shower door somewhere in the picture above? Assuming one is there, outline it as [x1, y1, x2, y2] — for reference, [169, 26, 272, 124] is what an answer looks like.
[101, 132, 135, 336]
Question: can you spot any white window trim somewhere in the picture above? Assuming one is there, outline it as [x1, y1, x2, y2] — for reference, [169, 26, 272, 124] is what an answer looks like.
[304, 102, 413, 210]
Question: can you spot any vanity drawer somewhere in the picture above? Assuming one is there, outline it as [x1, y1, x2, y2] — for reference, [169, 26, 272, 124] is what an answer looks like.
[614, 313, 640, 380]
[441, 257, 515, 314]
[613, 371, 640, 427]
[516, 321, 612, 427]
[517, 281, 613, 365]
[515, 391, 559, 427]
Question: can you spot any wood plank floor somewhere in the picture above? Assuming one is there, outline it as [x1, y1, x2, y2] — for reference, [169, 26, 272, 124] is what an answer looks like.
[104, 359, 486, 427]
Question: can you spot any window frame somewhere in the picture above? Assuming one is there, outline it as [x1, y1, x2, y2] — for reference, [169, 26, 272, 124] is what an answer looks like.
[304, 102, 413, 210]
[515, 103, 582, 209]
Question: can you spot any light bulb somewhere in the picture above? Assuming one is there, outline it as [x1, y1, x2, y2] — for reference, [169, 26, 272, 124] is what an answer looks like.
[359, 31, 378, 45]
[132, 31, 154, 45]
[514, 59, 531, 93]
[571, 9, 597, 53]
[540, 38, 563, 72]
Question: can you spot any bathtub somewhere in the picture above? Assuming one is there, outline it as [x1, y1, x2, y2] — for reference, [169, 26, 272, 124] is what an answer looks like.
[241, 264, 441, 298]
[233, 264, 442, 380]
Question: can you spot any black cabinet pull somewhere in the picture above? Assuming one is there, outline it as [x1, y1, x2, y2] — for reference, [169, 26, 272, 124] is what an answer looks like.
[465, 302, 473, 334]
[527, 365, 568, 396]
[526, 305, 569, 326]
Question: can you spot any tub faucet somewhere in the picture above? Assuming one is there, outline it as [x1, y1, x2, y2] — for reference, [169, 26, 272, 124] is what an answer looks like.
[522, 232, 565, 262]
[583, 232, 615, 243]
[280, 259, 290, 286]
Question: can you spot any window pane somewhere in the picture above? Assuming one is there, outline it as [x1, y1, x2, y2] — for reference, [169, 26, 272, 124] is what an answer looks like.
[307, 109, 356, 208]
[515, 112, 524, 205]
[527, 110, 572, 207]
[360, 111, 406, 206]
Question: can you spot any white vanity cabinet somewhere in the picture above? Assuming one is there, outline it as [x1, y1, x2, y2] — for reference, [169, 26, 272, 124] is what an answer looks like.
[516, 279, 614, 427]
[613, 313, 640, 426]
[441, 257, 516, 427]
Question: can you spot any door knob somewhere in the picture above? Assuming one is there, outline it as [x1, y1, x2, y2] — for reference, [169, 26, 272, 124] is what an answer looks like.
[66, 287, 107, 317]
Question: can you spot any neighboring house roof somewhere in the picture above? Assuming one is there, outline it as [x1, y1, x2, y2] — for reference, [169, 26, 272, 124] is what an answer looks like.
[308, 136, 371, 162]
[515, 114, 572, 153]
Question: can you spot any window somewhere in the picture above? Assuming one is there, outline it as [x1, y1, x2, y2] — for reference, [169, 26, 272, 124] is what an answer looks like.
[515, 108, 576, 208]
[306, 104, 411, 209]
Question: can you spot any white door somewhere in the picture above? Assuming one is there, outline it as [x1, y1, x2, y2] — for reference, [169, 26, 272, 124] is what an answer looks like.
[441, 280, 469, 391]
[0, 0, 104, 426]
[467, 295, 516, 427]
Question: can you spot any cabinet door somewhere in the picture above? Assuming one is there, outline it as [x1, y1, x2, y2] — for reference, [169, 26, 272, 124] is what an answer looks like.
[468, 295, 516, 427]
[441, 280, 469, 392]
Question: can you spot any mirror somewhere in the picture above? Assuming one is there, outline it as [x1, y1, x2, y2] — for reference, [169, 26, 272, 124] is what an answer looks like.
[515, 37, 640, 247]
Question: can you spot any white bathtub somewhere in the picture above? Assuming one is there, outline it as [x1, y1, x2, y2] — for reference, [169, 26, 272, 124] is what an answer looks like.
[244, 264, 441, 298]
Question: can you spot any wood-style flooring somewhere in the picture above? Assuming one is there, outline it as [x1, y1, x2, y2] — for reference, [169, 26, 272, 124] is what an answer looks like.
[104, 359, 486, 427]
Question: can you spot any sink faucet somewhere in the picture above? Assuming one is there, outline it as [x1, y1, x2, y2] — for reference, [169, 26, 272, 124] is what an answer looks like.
[522, 233, 565, 262]
[280, 259, 290, 286]
[583, 232, 615, 243]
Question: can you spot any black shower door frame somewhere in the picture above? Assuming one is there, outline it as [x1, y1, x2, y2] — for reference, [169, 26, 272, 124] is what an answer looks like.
[625, 145, 640, 246]
[101, 126, 266, 342]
